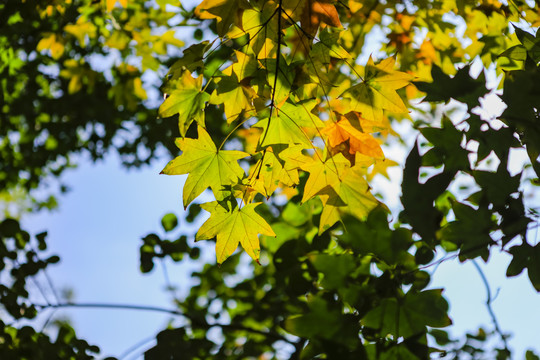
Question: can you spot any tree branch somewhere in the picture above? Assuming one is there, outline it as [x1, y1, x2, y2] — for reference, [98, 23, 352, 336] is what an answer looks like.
[33, 302, 293, 344]
[472, 260, 511, 354]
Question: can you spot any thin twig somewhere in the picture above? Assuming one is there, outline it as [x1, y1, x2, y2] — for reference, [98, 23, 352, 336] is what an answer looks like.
[258, 0, 284, 148]
[160, 258, 179, 302]
[33, 302, 293, 344]
[30, 244, 61, 305]
[40, 308, 58, 332]
[118, 334, 157, 360]
[471, 260, 510, 353]
[14, 259, 52, 306]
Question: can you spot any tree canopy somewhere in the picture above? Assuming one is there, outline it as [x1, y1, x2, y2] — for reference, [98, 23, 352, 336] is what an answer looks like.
[1, 0, 540, 359]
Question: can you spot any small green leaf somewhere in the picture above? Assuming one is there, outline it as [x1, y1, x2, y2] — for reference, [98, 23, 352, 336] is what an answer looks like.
[161, 213, 179, 232]
[526, 350, 540, 360]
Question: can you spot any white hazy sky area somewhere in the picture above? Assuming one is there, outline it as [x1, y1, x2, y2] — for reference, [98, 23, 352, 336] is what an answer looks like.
[15, 4, 540, 360]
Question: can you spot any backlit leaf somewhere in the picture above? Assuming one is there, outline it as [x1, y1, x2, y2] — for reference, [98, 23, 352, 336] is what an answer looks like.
[322, 113, 384, 158]
[210, 74, 255, 124]
[341, 56, 413, 123]
[253, 99, 323, 147]
[317, 165, 379, 234]
[161, 126, 248, 208]
[301, 153, 350, 203]
[196, 202, 275, 264]
[159, 71, 210, 137]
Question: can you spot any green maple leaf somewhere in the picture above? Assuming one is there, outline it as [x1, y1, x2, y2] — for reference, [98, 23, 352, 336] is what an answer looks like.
[159, 70, 210, 137]
[265, 57, 294, 105]
[161, 126, 248, 208]
[166, 41, 211, 75]
[341, 56, 412, 123]
[196, 202, 276, 264]
[253, 99, 324, 147]
[311, 29, 351, 64]
[318, 165, 379, 234]
[362, 289, 452, 338]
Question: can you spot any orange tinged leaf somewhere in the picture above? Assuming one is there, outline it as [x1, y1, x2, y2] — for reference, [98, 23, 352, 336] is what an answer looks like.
[322, 113, 384, 158]
[416, 39, 437, 65]
[301, 0, 342, 36]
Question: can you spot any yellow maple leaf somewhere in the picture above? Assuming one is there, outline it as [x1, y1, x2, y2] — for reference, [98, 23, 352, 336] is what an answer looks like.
[368, 158, 399, 181]
[277, 144, 314, 186]
[247, 147, 301, 199]
[195, 0, 249, 36]
[196, 202, 275, 264]
[210, 74, 255, 124]
[300, 153, 350, 203]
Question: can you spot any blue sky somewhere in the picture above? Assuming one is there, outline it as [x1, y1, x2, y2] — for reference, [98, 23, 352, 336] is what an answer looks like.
[23, 153, 193, 358]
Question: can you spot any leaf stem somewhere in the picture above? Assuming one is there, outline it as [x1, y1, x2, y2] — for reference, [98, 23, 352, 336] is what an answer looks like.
[258, 0, 284, 149]
[218, 116, 251, 151]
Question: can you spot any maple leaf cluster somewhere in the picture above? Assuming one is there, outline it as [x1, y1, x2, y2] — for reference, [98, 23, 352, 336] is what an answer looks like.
[159, 0, 412, 264]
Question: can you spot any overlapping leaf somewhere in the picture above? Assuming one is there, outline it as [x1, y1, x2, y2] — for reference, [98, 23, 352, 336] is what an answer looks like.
[247, 149, 291, 198]
[362, 289, 452, 338]
[300, 153, 350, 203]
[317, 165, 379, 234]
[194, 0, 250, 36]
[253, 99, 323, 147]
[159, 71, 210, 137]
[158, 3, 416, 262]
[210, 74, 255, 123]
[322, 112, 384, 158]
[341, 56, 413, 123]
